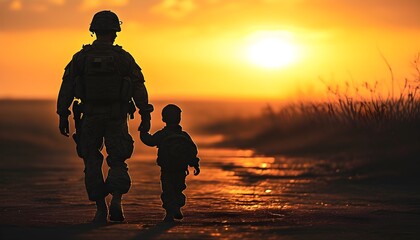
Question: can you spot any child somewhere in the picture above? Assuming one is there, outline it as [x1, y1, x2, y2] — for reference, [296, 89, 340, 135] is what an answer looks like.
[140, 104, 200, 222]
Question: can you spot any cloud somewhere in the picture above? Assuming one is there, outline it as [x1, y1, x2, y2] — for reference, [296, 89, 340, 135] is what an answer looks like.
[7, 0, 65, 12]
[295, 0, 420, 30]
[0, 0, 419, 31]
[79, 0, 129, 11]
[151, 0, 197, 19]
[9, 0, 22, 11]
[48, 0, 65, 5]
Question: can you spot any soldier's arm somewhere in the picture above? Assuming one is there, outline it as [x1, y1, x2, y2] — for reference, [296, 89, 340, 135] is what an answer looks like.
[129, 58, 153, 120]
[56, 59, 77, 117]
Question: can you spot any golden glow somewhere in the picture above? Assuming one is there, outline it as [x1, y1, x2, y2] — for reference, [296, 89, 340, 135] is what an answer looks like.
[1, 2, 420, 100]
[247, 31, 299, 68]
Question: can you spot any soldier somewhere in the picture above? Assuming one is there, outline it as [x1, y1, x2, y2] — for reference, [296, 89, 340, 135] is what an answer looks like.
[57, 10, 153, 224]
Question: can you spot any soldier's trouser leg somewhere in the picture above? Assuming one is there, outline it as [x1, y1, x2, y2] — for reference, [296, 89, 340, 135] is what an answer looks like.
[104, 118, 133, 195]
[80, 117, 107, 201]
[160, 171, 187, 211]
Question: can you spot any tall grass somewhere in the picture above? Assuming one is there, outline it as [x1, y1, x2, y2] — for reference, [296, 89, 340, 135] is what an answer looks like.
[319, 53, 420, 130]
[204, 54, 420, 157]
[317, 80, 420, 130]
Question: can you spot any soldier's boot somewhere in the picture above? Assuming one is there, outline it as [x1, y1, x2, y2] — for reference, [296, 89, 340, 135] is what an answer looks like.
[92, 198, 108, 224]
[109, 192, 125, 222]
[173, 207, 183, 220]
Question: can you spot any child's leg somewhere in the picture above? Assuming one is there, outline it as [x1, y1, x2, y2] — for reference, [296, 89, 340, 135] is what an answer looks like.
[160, 171, 188, 220]
[160, 171, 176, 221]
[92, 197, 108, 224]
[172, 171, 187, 219]
[173, 172, 187, 207]
[109, 192, 125, 222]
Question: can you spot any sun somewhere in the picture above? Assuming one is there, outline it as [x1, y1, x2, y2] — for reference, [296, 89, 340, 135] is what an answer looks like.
[247, 31, 299, 68]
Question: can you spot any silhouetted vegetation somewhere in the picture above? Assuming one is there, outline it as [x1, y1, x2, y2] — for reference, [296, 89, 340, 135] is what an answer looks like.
[204, 55, 420, 158]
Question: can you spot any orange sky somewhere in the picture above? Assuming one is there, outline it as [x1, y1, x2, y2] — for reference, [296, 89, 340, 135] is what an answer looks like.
[0, 0, 419, 100]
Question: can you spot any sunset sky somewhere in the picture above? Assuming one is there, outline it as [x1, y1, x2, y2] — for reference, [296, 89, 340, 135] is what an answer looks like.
[0, 0, 419, 100]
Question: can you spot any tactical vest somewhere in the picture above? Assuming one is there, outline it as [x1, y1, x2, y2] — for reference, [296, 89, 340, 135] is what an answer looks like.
[78, 44, 127, 104]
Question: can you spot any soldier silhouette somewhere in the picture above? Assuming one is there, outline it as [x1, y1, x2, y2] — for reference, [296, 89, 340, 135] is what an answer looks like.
[140, 104, 200, 222]
[57, 10, 153, 224]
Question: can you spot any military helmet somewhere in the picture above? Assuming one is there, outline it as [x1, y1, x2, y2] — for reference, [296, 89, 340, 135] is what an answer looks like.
[89, 10, 121, 32]
[162, 104, 182, 124]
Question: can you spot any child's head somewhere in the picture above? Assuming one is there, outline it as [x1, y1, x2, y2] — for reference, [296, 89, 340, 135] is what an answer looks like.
[162, 104, 182, 125]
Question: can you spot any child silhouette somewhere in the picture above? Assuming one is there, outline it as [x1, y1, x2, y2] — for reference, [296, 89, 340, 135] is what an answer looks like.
[140, 104, 200, 221]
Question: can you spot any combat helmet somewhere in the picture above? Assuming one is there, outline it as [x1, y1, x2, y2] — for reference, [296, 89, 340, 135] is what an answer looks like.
[162, 104, 182, 124]
[89, 10, 121, 32]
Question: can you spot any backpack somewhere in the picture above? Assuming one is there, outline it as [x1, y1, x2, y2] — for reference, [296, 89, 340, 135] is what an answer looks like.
[158, 133, 196, 170]
[81, 45, 125, 103]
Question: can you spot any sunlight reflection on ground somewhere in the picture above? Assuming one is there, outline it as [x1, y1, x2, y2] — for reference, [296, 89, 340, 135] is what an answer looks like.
[2, 146, 420, 239]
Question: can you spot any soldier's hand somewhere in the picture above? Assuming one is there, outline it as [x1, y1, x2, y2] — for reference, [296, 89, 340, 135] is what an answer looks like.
[59, 116, 70, 137]
[193, 166, 200, 176]
[139, 119, 151, 132]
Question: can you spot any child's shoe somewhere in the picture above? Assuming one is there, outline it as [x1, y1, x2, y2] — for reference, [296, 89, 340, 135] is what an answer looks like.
[163, 211, 175, 222]
[173, 207, 183, 220]
[92, 198, 108, 224]
[92, 209, 108, 224]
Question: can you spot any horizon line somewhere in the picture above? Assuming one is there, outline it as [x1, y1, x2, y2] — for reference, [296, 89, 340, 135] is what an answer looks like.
[0, 96, 285, 103]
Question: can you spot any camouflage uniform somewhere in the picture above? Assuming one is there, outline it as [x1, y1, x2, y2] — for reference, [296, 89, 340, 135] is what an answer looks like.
[140, 124, 200, 213]
[57, 39, 151, 201]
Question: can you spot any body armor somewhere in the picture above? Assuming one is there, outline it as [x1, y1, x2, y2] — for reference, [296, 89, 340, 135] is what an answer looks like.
[75, 44, 132, 105]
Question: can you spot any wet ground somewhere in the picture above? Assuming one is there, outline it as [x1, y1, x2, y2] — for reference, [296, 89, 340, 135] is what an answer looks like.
[1, 148, 420, 240]
[1, 100, 420, 239]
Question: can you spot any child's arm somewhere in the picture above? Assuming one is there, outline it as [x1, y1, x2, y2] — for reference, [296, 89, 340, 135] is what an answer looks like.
[140, 130, 163, 147]
[183, 131, 200, 175]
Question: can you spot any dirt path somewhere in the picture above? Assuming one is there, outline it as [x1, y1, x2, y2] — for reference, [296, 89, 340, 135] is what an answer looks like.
[1, 149, 420, 239]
